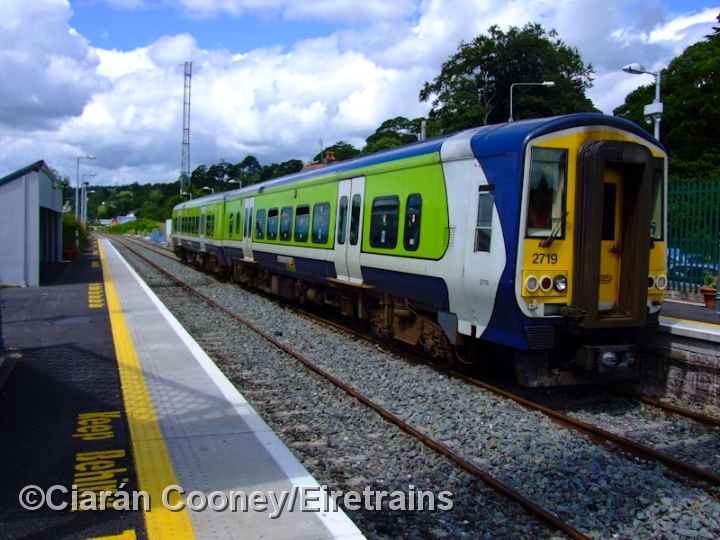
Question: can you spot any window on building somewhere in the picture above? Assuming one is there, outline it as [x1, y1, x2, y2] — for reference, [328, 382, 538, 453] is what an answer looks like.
[255, 209, 266, 239]
[267, 208, 278, 240]
[370, 196, 399, 248]
[280, 207, 293, 241]
[403, 194, 422, 251]
[312, 202, 331, 244]
[337, 196, 348, 245]
[295, 205, 310, 242]
[475, 185, 495, 252]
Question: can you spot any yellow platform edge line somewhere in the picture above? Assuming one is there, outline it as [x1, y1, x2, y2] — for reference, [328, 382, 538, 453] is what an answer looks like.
[661, 315, 720, 328]
[98, 241, 195, 540]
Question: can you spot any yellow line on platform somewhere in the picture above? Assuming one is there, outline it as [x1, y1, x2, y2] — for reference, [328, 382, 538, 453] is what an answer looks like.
[661, 315, 720, 328]
[98, 241, 195, 540]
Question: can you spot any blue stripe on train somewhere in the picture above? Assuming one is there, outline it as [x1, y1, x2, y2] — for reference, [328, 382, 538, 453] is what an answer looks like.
[252, 251, 337, 283]
[361, 267, 449, 312]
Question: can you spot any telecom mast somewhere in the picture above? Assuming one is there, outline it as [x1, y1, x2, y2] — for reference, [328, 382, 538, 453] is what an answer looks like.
[180, 61, 193, 194]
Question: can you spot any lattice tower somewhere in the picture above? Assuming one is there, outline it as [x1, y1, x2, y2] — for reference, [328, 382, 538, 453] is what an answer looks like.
[180, 61, 193, 194]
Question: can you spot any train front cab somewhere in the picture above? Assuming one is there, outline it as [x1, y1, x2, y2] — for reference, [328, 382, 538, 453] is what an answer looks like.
[514, 130, 667, 386]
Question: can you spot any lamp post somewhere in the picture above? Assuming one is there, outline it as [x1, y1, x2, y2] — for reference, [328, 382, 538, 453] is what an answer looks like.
[76, 155, 96, 218]
[509, 81, 555, 122]
[202, 186, 214, 195]
[228, 179, 241, 189]
[81, 173, 96, 226]
[84, 190, 96, 226]
[181, 192, 192, 200]
[622, 63, 663, 141]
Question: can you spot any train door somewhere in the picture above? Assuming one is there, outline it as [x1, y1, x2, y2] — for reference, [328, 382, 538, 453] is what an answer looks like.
[242, 198, 254, 261]
[598, 168, 622, 311]
[333, 177, 365, 284]
[200, 206, 207, 251]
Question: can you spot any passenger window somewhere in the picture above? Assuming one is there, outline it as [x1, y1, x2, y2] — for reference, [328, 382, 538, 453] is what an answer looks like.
[236, 211, 241, 235]
[404, 194, 422, 251]
[312, 202, 331, 244]
[350, 195, 361, 246]
[280, 207, 293, 241]
[370, 196, 400, 249]
[475, 186, 495, 252]
[337, 196, 348, 245]
[228, 213, 234, 237]
[255, 209, 266, 239]
[526, 147, 567, 238]
[267, 208, 278, 240]
[295, 206, 310, 242]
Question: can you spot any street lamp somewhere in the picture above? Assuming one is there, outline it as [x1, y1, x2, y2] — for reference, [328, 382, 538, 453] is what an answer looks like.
[509, 81, 555, 122]
[81, 173, 96, 226]
[203, 186, 214, 195]
[84, 189, 96, 226]
[76, 155, 96, 219]
[228, 179, 241, 188]
[181, 191, 192, 199]
[622, 63, 663, 141]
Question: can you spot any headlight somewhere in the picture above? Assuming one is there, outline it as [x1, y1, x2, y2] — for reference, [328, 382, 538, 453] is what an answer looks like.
[525, 275, 539, 293]
[554, 275, 567, 292]
[655, 275, 667, 290]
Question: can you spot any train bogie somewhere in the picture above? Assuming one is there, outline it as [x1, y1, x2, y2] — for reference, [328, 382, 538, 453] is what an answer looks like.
[171, 113, 667, 387]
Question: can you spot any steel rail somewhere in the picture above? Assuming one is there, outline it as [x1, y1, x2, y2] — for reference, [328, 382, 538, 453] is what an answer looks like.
[110, 236, 590, 540]
[110, 234, 720, 489]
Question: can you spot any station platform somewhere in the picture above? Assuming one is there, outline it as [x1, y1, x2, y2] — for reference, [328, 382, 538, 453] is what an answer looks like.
[0, 238, 363, 540]
[660, 299, 720, 344]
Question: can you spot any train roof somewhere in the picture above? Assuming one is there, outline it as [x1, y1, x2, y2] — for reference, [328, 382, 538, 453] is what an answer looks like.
[174, 113, 661, 209]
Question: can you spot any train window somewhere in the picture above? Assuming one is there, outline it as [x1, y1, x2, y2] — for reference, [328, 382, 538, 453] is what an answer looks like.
[350, 194, 361, 246]
[280, 207, 293, 241]
[236, 211, 241, 235]
[337, 196, 348, 245]
[650, 169, 663, 240]
[404, 194, 422, 251]
[475, 186, 495, 252]
[601, 184, 617, 241]
[295, 205, 310, 242]
[229, 213, 234, 237]
[312, 202, 331, 244]
[267, 208, 278, 240]
[526, 147, 567, 238]
[255, 209, 266, 239]
[370, 196, 400, 249]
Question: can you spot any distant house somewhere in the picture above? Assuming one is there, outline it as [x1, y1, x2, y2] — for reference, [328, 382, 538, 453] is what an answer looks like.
[0, 160, 64, 286]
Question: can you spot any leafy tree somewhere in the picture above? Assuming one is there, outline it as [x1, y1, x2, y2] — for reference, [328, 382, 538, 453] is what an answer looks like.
[614, 14, 720, 179]
[361, 116, 424, 154]
[420, 22, 597, 133]
[312, 141, 361, 163]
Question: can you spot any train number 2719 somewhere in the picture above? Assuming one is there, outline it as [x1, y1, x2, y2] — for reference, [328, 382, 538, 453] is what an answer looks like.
[532, 253, 558, 264]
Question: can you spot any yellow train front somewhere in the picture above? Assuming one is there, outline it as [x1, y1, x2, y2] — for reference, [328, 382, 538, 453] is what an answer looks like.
[488, 115, 667, 386]
[170, 113, 667, 387]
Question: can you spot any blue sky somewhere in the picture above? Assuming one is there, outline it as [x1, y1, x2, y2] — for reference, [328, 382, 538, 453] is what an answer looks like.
[1, 0, 718, 186]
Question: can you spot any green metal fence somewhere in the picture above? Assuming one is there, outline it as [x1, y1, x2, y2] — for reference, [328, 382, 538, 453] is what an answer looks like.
[667, 177, 720, 292]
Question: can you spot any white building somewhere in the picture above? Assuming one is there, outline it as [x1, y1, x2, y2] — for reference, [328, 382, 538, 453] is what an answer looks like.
[0, 161, 64, 286]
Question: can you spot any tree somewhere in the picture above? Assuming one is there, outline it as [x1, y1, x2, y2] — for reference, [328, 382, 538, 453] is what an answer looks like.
[420, 22, 597, 133]
[361, 116, 424, 154]
[312, 141, 361, 163]
[614, 14, 720, 179]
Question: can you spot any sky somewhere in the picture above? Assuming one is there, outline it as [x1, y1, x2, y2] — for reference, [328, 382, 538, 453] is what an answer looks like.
[0, 0, 718, 188]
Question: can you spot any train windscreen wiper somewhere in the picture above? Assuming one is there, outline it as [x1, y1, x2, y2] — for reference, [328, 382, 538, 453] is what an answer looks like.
[540, 211, 568, 248]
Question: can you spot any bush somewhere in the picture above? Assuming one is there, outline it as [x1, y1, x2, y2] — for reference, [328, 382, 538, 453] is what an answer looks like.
[62, 212, 89, 252]
[107, 218, 162, 235]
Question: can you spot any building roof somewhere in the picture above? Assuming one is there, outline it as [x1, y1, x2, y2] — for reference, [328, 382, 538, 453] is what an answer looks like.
[0, 160, 61, 188]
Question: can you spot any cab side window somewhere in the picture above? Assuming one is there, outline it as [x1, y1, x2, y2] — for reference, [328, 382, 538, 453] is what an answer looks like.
[403, 194, 421, 251]
[370, 196, 399, 249]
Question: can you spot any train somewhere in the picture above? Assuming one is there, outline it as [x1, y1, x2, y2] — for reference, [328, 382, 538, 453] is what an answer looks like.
[171, 113, 667, 386]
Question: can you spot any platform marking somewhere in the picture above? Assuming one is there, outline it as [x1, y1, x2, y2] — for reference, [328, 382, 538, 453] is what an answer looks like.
[92, 261, 100, 268]
[90, 530, 136, 540]
[98, 241, 195, 540]
[89, 283, 106, 308]
[661, 315, 720, 329]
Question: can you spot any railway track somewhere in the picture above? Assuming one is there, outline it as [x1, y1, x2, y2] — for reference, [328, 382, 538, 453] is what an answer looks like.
[110, 234, 720, 486]
[104, 233, 714, 533]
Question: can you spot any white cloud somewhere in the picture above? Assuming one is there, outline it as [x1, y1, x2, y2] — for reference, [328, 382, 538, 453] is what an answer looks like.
[1, 0, 718, 186]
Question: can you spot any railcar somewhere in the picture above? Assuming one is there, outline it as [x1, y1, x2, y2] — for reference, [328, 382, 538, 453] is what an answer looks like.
[172, 113, 667, 386]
